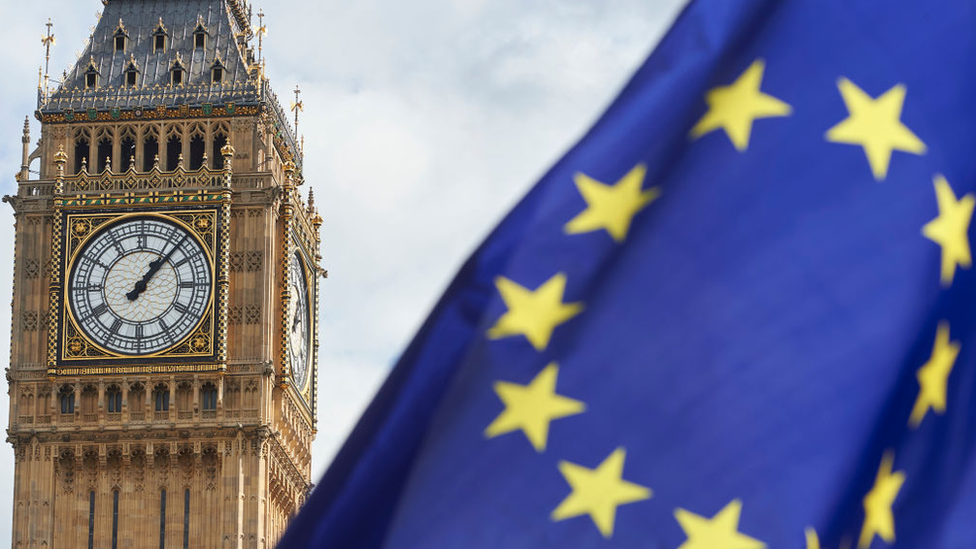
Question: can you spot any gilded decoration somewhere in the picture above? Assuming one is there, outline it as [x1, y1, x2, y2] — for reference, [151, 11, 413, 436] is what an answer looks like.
[57, 209, 223, 368]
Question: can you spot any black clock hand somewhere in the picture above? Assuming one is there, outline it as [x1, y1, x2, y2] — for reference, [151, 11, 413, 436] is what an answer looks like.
[126, 235, 188, 301]
[291, 305, 302, 333]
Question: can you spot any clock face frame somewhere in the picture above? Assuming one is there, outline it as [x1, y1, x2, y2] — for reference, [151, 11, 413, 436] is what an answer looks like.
[287, 248, 312, 392]
[58, 210, 221, 365]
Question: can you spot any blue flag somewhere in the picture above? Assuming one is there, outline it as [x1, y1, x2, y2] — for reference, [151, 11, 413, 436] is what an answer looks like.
[281, 0, 976, 547]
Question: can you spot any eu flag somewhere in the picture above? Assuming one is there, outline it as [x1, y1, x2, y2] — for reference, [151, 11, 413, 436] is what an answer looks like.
[281, 0, 976, 547]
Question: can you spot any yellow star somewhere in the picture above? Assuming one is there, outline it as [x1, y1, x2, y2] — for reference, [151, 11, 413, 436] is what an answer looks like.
[487, 273, 583, 351]
[564, 164, 660, 242]
[825, 78, 926, 180]
[690, 59, 792, 151]
[551, 448, 651, 538]
[909, 321, 960, 428]
[674, 499, 766, 549]
[484, 363, 585, 452]
[859, 451, 905, 548]
[922, 174, 975, 286]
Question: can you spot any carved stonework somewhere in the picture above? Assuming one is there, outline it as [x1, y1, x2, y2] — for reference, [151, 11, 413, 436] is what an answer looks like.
[23, 258, 39, 279]
[57, 452, 75, 494]
[83, 451, 98, 488]
[130, 451, 146, 492]
[9, 3, 319, 547]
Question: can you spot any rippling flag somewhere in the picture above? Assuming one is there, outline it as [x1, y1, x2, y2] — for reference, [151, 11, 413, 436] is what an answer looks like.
[280, 0, 976, 547]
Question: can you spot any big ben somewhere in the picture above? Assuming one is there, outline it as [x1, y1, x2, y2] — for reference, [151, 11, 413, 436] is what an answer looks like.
[4, 1, 321, 547]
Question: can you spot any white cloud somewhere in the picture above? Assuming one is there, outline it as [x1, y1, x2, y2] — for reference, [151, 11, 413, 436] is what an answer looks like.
[0, 0, 687, 541]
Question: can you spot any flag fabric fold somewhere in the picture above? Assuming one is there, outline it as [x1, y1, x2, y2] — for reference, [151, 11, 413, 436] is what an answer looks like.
[280, 0, 976, 547]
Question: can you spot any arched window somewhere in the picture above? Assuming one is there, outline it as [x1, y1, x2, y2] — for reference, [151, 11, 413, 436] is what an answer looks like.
[212, 132, 227, 170]
[59, 386, 75, 414]
[112, 489, 120, 549]
[124, 57, 139, 88]
[166, 134, 182, 171]
[170, 55, 186, 87]
[143, 134, 159, 171]
[120, 134, 136, 171]
[152, 19, 168, 53]
[211, 57, 225, 85]
[114, 21, 128, 53]
[88, 490, 96, 549]
[74, 134, 90, 174]
[193, 17, 208, 50]
[153, 384, 169, 412]
[85, 58, 99, 89]
[97, 137, 112, 173]
[189, 134, 206, 170]
[159, 489, 167, 549]
[106, 385, 122, 413]
[183, 488, 191, 548]
[201, 383, 217, 411]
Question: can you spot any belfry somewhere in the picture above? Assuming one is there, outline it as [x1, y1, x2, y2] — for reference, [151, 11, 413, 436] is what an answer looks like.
[5, 1, 321, 547]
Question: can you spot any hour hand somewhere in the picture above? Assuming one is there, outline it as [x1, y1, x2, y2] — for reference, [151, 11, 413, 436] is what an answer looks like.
[126, 257, 164, 301]
[291, 306, 302, 332]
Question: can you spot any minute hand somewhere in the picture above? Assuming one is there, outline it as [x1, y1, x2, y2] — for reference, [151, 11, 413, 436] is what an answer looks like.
[126, 235, 188, 301]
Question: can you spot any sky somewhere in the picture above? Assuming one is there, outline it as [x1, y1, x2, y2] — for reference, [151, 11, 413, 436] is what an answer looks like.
[0, 0, 686, 542]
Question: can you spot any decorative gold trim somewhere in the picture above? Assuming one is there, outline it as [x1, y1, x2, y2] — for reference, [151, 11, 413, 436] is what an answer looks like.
[279, 161, 297, 388]
[47, 148, 68, 379]
[56, 363, 224, 376]
[39, 104, 259, 124]
[59, 210, 219, 363]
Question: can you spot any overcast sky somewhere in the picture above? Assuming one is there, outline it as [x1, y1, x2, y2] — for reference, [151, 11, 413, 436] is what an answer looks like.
[0, 0, 685, 542]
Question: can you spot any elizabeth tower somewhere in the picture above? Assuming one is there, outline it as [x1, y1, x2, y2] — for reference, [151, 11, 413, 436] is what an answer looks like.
[4, 1, 321, 547]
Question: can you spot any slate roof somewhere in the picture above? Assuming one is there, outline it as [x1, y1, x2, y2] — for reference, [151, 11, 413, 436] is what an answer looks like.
[49, 0, 252, 102]
[40, 0, 304, 169]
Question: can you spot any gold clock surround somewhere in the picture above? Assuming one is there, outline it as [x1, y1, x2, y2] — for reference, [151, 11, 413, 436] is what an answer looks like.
[56, 209, 224, 371]
[289, 239, 315, 401]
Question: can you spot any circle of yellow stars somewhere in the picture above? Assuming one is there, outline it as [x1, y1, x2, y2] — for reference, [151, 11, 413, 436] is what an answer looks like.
[479, 56, 969, 547]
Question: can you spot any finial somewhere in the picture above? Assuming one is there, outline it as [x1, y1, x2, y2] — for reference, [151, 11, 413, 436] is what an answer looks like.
[80, 157, 88, 174]
[128, 156, 136, 172]
[307, 188, 315, 212]
[54, 145, 67, 195]
[152, 154, 160, 171]
[176, 153, 184, 170]
[104, 156, 112, 173]
[256, 9, 267, 68]
[23, 116, 30, 136]
[54, 145, 67, 168]
[41, 18, 55, 97]
[290, 85, 303, 132]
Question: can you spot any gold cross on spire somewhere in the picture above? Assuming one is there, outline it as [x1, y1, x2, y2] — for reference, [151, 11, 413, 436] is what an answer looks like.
[290, 85, 304, 131]
[40, 18, 55, 96]
[256, 9, 267, 67]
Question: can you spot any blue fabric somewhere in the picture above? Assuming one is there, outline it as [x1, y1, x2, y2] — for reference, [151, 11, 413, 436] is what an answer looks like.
[280, 1, 976, 547]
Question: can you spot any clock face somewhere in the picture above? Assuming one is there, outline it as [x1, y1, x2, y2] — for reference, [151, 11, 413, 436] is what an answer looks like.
[287, 250, 311, 390]
[67, 217, 212, 355]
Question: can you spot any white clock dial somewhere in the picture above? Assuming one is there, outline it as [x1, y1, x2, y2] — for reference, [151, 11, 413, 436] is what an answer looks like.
[287, 250, 311, 389]
[68, 217, 212, 355]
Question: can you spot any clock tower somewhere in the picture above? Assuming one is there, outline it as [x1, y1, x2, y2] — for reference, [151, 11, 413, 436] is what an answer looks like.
[5, 1, 321, 547]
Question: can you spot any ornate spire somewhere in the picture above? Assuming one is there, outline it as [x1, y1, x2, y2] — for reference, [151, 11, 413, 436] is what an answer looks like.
[40, 18, 55, 97]
[290, 85, 303, 132]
